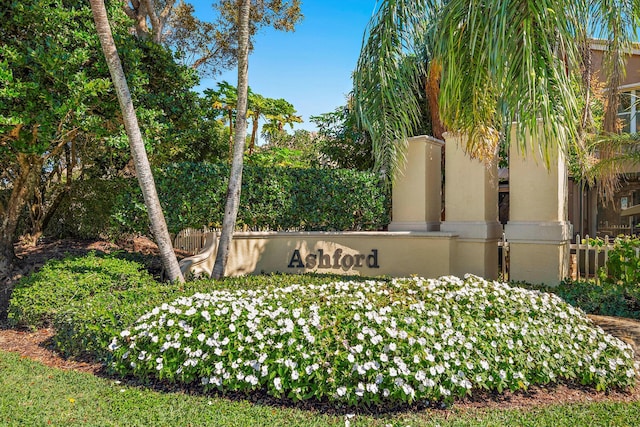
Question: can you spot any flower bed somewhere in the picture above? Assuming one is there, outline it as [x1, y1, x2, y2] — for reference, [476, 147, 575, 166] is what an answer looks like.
[109, 275, 638, 406]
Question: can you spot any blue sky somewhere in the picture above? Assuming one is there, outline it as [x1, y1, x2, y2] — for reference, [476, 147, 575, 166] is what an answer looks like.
[191, 1, 378, 134]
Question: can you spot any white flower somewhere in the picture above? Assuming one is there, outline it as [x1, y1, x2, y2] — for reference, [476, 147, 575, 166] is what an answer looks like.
[336, 386, 347, 397]
[274, 377, 282, 391]
[401, 383, 414, 396]
[120, 330, 131, 338]
[108, 338, 119, 352]
[366, 383, 379, 394]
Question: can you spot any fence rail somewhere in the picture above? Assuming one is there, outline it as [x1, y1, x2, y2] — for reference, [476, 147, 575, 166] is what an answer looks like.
[173, 227, 215, 255]
[569, 234, 614, 281]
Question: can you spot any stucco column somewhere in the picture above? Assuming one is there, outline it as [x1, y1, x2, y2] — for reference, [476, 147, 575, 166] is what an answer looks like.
[440, 133, 502, 279]
[504, 130, 571, 285]
[389, 135, 444, 231]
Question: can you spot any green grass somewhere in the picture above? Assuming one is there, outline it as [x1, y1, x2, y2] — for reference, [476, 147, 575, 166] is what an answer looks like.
[2, 350, 640, 427]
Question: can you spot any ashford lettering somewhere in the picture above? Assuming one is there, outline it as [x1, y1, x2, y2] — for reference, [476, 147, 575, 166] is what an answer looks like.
[287, 248, 379, 270]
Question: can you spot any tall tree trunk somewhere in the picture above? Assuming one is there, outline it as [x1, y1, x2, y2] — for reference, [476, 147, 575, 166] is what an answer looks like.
[211, 0, 250, 279]
[426, 59, 444, 140]
[89, 0, 184, 283]
[0, 153, 41, 312]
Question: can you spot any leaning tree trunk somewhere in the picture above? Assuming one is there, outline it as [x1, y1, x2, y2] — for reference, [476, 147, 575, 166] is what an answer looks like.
[89, 0, 184, 283]
[211, 0, 251, 279]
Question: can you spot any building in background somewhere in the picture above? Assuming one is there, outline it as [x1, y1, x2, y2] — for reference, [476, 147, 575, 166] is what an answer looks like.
[569, 40, 640, 237]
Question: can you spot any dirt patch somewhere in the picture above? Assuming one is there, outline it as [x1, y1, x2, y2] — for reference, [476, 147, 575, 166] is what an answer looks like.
[0, 327, 102, 374]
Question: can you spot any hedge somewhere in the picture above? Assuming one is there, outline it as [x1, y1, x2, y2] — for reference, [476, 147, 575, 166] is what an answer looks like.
[48, 163, 390, 238]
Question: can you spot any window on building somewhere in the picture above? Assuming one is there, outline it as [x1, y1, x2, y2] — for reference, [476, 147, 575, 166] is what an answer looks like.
[617, 90, 640, 133]
[633, 188, 640, 206]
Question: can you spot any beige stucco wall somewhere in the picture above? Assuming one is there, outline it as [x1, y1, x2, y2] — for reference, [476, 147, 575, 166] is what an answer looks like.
[442, 134, 499, 222]
[505, 129, 571, 285]
[508, 242, 570, 285]
[440, 133, 502, 280]
[389, 135, 443, 231]
[181, 231, 458, 279]
[509, 146, 568, 222]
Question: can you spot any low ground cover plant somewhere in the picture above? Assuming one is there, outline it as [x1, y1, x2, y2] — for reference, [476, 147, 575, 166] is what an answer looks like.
[547, 279, 640, 319]
[7, 252, 158, 329]
[540, 235, 640, 319]
[109, 275, 638, 407]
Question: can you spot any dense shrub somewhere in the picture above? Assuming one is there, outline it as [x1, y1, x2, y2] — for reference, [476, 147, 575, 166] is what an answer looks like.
[127, 163, 391, 234]
[109, 275, 637, 407]
[9, 255, 637, 407]
[53, 273, 367, 362]
[598, 235, 640, 285]
[6, 255, 361, 361]
[50, 163, 390, 239]
[53, 282, 199, 360]
[542, 236, 640, 320]
[7, 253, 157, 329]
[45, 178, 135, 239]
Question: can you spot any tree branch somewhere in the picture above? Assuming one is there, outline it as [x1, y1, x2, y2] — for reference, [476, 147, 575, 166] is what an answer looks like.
[159, 0, 176, 22]
[122, 0, 137, 20]
[140, 0, 164, 43]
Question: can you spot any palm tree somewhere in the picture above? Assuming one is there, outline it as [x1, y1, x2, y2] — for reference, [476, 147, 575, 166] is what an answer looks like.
[211, 0, 251, 280]
[208, 80, 238, 157]
[353, 0, 640, 181]
[247, 90, 268, 154]
[262, 98, 303, 141]
[89, 0, 184, 283]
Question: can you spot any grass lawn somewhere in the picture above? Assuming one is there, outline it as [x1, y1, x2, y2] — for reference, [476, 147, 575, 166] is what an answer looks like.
[2, 350, 640, 427]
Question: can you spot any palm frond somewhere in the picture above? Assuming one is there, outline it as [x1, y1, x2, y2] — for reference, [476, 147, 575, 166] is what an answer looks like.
[583, 132, 640, 203]
[353, 0, 441, 183]
[434, 0, 589, 164]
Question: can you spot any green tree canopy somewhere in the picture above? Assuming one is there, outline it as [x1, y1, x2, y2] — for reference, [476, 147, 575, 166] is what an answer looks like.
[0, 0, 226, 279]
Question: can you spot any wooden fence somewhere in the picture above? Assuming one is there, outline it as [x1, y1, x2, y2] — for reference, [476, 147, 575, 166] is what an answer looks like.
[173, 227, 214, 255]
[570, 234, 640, 281]
[499, 234, 640, 282]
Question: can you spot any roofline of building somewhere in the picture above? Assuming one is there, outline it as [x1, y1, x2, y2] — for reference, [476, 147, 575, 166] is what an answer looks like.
[590, 39, 640, 56]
